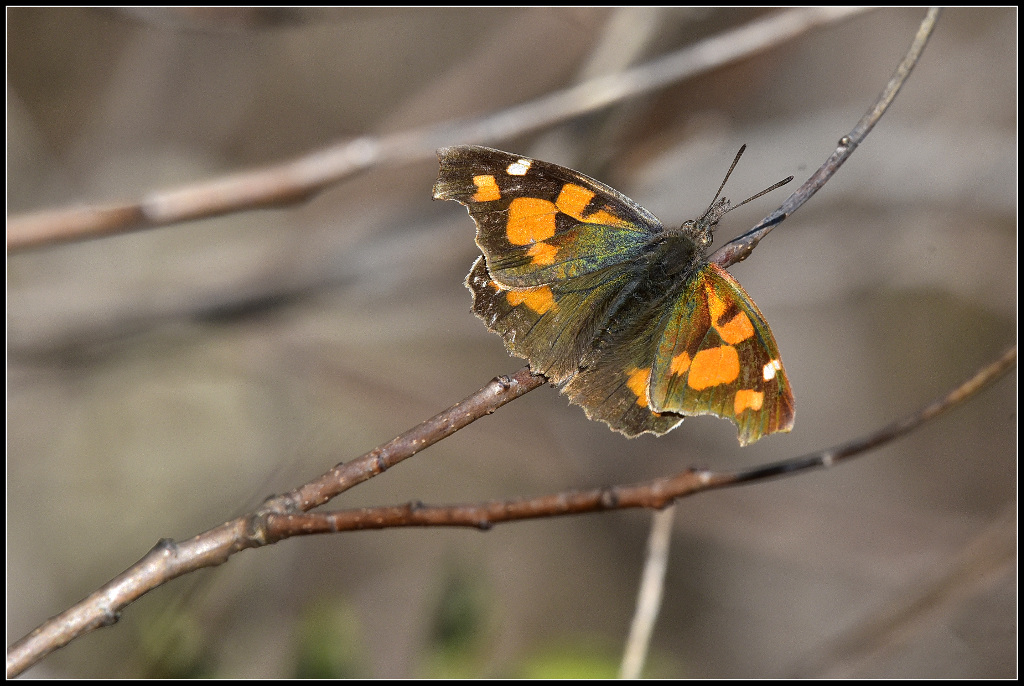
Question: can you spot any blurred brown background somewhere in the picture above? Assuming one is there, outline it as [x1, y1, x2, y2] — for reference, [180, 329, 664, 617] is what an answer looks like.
[7, 8, 1015, 678]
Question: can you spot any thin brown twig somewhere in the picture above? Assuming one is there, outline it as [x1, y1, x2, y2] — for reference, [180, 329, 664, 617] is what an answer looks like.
[619, 504, 676, 679]
[711, 7, 941, 270]
[264, 346, 1014, 535]
[7, 7, 866, 252]
[5, 367, 544, 678]
[6, 343, 1013, 677]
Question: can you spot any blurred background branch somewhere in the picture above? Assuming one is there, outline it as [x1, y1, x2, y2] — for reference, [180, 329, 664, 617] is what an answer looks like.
[7, 7, 863, 252]
[8, 345, 1013, 677]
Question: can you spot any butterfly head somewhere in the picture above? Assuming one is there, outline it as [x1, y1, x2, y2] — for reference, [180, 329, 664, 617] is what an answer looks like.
[675, 144, 792, 255]
[680, 196, 732, 251]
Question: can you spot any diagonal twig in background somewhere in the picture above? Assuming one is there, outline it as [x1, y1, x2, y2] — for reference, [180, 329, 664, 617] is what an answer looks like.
[7, 7, 867, 252]
[7, 342, 1014, 678]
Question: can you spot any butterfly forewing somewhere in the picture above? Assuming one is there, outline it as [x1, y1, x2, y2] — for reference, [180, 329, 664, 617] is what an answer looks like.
[648, 264, 794, 445]
[434, 146, 661, 288]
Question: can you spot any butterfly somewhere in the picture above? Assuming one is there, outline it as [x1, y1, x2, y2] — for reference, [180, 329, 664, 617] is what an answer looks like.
[433, 145, 794, 445]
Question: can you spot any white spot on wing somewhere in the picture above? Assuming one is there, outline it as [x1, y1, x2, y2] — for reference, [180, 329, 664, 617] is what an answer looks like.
[507, 159, 532, 176]
[763, 359, 782, 381]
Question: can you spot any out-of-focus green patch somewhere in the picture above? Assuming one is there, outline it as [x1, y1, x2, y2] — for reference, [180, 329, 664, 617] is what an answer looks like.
[420, 564, 494, 678]
[294, 594, 365, 678]
[515, 638, 621, 679]
[137, 607, 215, 678]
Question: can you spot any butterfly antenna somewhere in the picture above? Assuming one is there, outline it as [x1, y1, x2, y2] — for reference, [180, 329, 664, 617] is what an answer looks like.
[702, 144, 747, 219]
[730, 175, 795, 212]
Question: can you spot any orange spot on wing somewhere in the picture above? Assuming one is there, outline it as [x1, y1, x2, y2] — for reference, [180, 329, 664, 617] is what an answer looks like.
[555, 184, 594, 219]
[706, 283, 728, 324]
[506, 285, 555, 314]
[705, 281, 753, 344]
[507, 197, 557, 245]
[687, 346, 740, 390]
[626, 368, 652, 408]
[527, 242, 559, 265]
[716, 311, 754, 345]
[583, 209, 627, 226]
[734, 389, 764, 414]
[471, 175, 501, 202]
[555, 183, 627, 226]
[669, 352, 691, 376]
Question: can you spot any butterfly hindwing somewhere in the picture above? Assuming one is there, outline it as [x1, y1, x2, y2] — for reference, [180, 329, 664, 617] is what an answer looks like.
[466, 255, 649, 385]
[561, 277, 686, 437]
[434, 146, 661, 288]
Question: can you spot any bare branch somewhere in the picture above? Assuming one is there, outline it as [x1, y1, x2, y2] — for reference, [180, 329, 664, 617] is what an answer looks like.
[263, 346, 1015, 534]
[619, 505, 676, 679]
[711, 7, 941, 270]
[5, 367, 544, 678]
[7, 7, 867, 252]
[7, 345, 1012, 677]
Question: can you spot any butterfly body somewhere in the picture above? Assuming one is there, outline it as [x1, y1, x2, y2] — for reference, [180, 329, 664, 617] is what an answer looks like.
[434, 145, 794, 445]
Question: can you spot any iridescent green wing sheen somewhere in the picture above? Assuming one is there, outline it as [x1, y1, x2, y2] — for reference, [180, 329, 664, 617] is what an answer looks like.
[648, 263, 795, 445]
[433, 146, 661, 288]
